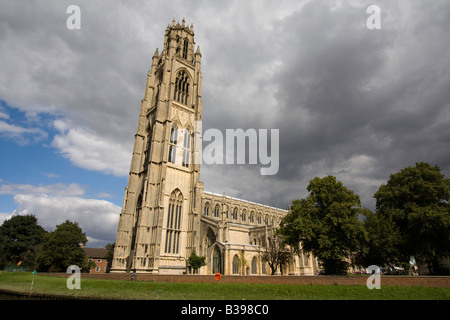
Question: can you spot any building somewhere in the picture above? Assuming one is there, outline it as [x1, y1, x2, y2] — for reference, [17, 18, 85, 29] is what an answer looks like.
[83, 247, 109, 273]
[111, 19, 318, 275]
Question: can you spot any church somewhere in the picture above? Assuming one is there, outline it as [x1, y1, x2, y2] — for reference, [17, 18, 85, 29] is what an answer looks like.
[111, 19, 318, 276]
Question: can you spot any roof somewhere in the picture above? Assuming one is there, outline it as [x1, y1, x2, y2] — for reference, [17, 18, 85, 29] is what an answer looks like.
[82, 247, 108, 259]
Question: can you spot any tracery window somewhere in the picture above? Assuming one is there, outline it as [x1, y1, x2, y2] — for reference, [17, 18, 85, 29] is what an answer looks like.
[168, 125, 178, 164]
[232, 255, 240, 274]
[182, 38, 189, 59]
[251, 257, 257, 274]
[165, 189, 183, 254]
[232, 208, 238, 220]
[174, 70, 190, 105]
[214, 205, 220, 218]
[249, 211, 255, 224]
[203, 203, 210, 216]
[182, 129, 191, 168]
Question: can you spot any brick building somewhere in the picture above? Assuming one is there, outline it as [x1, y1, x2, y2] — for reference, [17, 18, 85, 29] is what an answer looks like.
[83, 247, 109, 273]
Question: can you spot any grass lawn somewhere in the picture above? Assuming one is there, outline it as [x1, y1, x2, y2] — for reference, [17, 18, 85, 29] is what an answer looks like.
[1, 271, 449, 300]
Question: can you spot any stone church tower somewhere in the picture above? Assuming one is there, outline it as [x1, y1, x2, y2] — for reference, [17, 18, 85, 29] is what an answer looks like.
[111, 18, 204, 274]
[112, 19, 319, 276]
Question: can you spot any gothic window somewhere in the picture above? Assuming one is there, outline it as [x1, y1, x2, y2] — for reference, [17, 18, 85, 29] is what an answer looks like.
[213, 246, 221, 274]
[168, 125, 178, 164]
[174, 70, 190, 105]
[251, 257, 257, 274]
[214, 204, 220, 218]
[154, 85, 160, 108]
[165, 189, 183, 254]
[182, 129, 191, 168]
[232, 208, 238, 220]
[182, 38, 189, 59]
[203, 203, 210, 216]
[175, 36, 181, 56]
[257, 213, 262, 225]
[242, 210, 247, 222]
[249, 211, 255, 224]
[232, 255, 240, 274]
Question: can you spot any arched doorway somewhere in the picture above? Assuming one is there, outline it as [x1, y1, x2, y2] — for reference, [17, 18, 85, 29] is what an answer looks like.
[212, 246, 221, 274]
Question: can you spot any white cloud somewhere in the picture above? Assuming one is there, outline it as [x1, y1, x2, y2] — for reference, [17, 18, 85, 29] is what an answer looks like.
[0, 182, 85, 197]
[0, 119, 47, 145]
[52, 120, 131, 177]
[1, 181, 121, 246]
[13, 193, 120, 247]
[0, 212, 14, 226]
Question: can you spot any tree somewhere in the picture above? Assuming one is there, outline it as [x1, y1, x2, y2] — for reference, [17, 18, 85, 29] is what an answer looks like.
[0, 214, 47, 269]
[355, 210, 402, 268]
[23, 243, 44, 271]
[259, 235, 290, 275]
[188, 251, 206, 274]
[39, 220, 88, 272]
[104, 243, 115, 273]
[279, 176, 367, 274]
[238, 250, 247, 275]
[374, 162, 450, 274]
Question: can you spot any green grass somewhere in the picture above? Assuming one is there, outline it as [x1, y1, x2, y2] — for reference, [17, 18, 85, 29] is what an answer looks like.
[1, 271, 449, 300]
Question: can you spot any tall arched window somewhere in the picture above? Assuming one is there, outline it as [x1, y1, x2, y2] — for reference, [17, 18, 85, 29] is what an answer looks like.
[251, 257, 257, 274]
[203, 203, 210, 216]
[232, 255, 240, 274]
[182, 38, 189, 59]
[174, 70, 190, 105]
[165, 189, 183, 254]
[213, 246, 221, 274]
[214, 204, 220, 218]
[182, 129, 191, 168]
[168, 125, 178, 164]
[250, 211, 255, 224]
[232, 208, 238, 220]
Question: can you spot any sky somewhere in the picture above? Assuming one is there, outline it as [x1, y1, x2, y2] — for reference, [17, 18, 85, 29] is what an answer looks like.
[1, 0, 449, 248]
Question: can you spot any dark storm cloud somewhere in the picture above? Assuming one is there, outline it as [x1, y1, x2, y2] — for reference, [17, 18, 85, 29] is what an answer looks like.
[239, 0, 450, 209]
[1, 0, 449, 214]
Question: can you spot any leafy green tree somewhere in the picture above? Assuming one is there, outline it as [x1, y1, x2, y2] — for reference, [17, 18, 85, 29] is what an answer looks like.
[355, 210, 402, 268]
[238, 250, 248, 275]
[279, 176, 367, 274]
[104, 242, 115, 272]
[188, 251, 206, 274]
[374, 162, 450, 274]
[39, 220, 88, 272]
[0, 214, 47, 268]
[259, 235, 290, 275]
